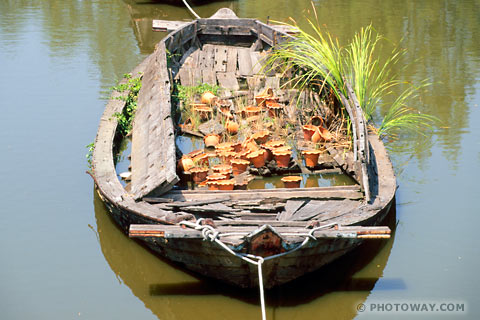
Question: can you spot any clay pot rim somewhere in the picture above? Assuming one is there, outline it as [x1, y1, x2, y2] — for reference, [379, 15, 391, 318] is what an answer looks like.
[216, 179, 235, 185]
[247, 149, 266, 158]
[187, 149, 204, 158]
[272, 149, 292, 156]
[230, 158, 250, 165]
[264, 140, 285, 148]
[302, 149, 323, 155]
[302, 124, 317, 131]
[206, 173, 228, 180]
[281, 176, 303, 182]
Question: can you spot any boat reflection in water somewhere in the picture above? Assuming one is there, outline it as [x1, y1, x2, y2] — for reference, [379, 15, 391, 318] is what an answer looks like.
[94, 190, 399, 320]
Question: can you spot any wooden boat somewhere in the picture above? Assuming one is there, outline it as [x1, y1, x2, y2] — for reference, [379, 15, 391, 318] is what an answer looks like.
[90, 8, 396, 289]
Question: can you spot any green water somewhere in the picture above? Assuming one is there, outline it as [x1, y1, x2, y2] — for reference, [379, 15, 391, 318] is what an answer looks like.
[1, 0, 479, 319]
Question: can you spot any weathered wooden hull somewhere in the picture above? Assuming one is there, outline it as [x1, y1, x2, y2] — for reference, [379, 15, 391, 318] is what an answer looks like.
[91, 8, 397, 289]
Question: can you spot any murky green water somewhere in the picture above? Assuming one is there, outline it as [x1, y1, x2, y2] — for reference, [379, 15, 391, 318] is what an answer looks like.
[1, 0, 479, 319]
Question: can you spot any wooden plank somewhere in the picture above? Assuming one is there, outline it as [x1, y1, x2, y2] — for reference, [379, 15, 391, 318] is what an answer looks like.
[152, 20, 190, 32]
[216, 72, 239, 90]
[131, 41, 179, 200]
[276, 200, 305, 221]
[214, 46, 228, 72]
[164, 196, 231, 208]
[237, 48, 253, 76]
[181, 203, 241, 214]
[250, 51, 263, 75]
[162, 186, 363, 202]
[202, 69, 216, 85]
[129, 224, 390, 239]
[226, 47, 238, 73]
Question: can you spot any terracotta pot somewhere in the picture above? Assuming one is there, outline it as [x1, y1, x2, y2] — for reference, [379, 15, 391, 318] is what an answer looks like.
[264, 139, 285, 149]
[215, 142, 234, 154]
[204, 133, 220, 148]
[179, 117, 193, 131]
[212, 164, 233, 175]
[216, 179, 235, 191]
[318, 126, 333, 141]
[265, 97, 280, 107]
[235, 150, 251, 161]
[219, 108, 234, 120]
[206, 173, 228, 181]
[281, 175, 302, 188]
[206, 181, 220, 190]
[231, 142, 242, 152]
[261, 145, 274, 162]
[242, 138, 259, 152]
[302, 124, 317, 141]
[246, 149, 266, 168]
[311, 127, 322, 143]
[190, 167, 209, 183]
[192, 104, 213, 120]
[187, 149, 204, 158]
[252, 130, 270, 144]
[192, 153, 209, 166]
[272, 149, 292, 168]
[302, 149, 322, 168]
[218, 151, 237, 165]
[266, 102, 283, 117]
[230, 158, 250, 176]
[225, 120, 239, 135]
[254, 88, 274, 107]
[309, 115, 324, 127]
[243, 106, 262, 118]
[215, 99, 231, 112]
[177, 157, 194, 172]
[234, 180, 248, 190]
[201, 91, 217, 105]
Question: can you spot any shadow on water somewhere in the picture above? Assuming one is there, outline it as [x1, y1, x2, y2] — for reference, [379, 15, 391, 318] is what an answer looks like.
[94, 188, 399, 319]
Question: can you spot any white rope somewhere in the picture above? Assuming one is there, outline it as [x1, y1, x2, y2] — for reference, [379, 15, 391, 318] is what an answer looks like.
[179, 219, 338, 320]
[181, 0, 201, 19]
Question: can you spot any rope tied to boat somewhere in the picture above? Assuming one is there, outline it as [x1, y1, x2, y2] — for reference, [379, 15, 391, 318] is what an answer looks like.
[182, 0, 201, 19]
[179, 219, 338, 320]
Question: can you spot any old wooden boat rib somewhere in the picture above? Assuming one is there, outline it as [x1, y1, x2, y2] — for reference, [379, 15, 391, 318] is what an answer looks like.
[91, 8, 396, 289]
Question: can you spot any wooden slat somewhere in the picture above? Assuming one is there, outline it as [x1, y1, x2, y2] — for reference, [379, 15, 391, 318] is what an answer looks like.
[214, 46, 228, 72]
[226, 47, 238, 73]
[276, 200, 305, 221]
[162, 186, 363, 202]
[216, 72, 239, 90]
[129, 224, 390, 239]
[237, 48, 253, 76]
[131, 42, 178, 199]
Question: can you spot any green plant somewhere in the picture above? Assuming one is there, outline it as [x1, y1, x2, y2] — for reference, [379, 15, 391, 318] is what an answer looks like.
[86, 142, 95, 168]
[175, 83, 220, 106]
[264, 8, 436, 141]
[111, 73, 142, 136]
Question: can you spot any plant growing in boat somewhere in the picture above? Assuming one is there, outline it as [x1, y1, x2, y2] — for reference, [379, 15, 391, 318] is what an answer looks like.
[264, 9, 437, 142]
[85, 142, 95, 169]
[111, 73, 142, 136]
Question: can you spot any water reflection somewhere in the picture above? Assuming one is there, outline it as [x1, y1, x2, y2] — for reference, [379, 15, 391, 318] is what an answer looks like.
[94, 190, 397, 319]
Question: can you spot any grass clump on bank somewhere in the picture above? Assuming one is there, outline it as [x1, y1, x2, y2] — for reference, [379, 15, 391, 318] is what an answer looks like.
[266, 7, 437, 141]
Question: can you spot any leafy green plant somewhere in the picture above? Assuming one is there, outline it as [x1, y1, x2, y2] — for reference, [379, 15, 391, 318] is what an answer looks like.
[175, 83, 219, 106]
[111, 73, 142, 136]
[86, 142, 95, 168]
